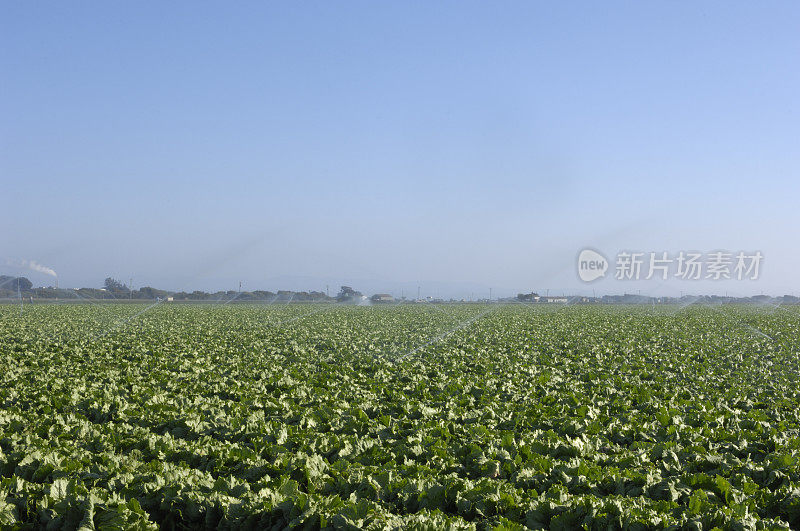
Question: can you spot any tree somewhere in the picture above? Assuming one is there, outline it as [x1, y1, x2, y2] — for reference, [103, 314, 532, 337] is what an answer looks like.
[104, 277, 126, 291]
[0, 276, 32, 291]
[139, 286, 168, 300]
[336, 286, 362, 302]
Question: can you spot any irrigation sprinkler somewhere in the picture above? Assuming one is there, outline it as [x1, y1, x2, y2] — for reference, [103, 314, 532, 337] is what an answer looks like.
[95, 299, 165, 340]
[393, 303, 502, 363]
[222, 291, 242, 305]
[706, 303, 776, 343]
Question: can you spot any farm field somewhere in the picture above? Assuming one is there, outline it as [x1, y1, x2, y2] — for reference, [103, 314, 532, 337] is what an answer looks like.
[1, 303, 800, 530]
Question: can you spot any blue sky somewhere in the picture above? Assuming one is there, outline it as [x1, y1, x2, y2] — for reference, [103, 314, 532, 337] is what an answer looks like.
[2, 2, 799, 297]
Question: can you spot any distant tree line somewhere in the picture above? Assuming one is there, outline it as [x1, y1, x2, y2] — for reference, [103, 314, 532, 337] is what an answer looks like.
[170, 289, 331, 302]
[0, 276, 336, 302]
[3, 274, 798, 304]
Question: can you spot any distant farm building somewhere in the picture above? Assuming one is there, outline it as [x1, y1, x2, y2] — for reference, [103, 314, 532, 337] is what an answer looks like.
[370, 294, 394, 303]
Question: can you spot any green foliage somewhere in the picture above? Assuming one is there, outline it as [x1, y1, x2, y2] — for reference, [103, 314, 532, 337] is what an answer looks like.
[0, 303, 799, 529]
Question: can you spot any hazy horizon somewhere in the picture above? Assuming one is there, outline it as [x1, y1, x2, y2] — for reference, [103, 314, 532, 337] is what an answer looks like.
[3, 2, 799, 299]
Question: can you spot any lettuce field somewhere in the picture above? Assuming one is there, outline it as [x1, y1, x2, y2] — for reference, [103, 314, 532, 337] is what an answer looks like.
[1, 303, 800, 530]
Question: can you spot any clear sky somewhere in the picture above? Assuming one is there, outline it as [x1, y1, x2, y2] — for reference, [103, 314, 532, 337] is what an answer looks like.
[2, 2, 799, 298]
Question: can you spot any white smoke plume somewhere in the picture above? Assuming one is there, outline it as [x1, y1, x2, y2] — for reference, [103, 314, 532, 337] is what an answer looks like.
[6, 259, 58, 277]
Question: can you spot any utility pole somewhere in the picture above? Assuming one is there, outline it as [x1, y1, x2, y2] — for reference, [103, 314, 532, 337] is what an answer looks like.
[417, 286, 420, 300]
[489, 288, 492, 301]
[130, 277, 133, 300]
[239, 281, 242, 293]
